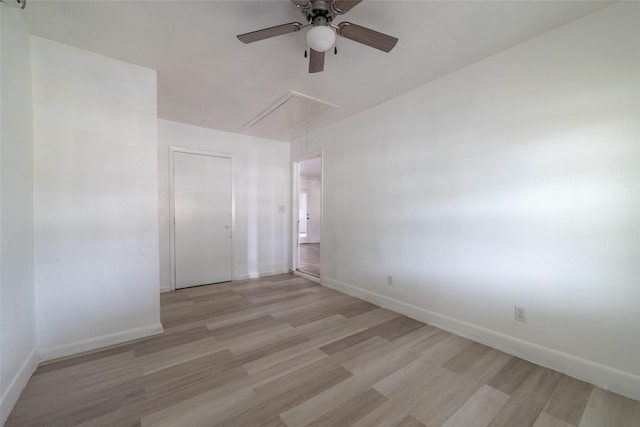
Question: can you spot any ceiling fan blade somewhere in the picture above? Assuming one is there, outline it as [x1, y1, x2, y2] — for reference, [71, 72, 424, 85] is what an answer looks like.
[237, 22, 302, 44]
[337, 22, 398, 52]
[309, 49, 325, 73]
[333, 0, 363, 14]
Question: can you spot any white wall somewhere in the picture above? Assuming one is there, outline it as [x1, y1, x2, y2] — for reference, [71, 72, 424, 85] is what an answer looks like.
[158, 119, 290, 291]
[293, 3, 640, 399]
[31, 37, 162, 359]
[0, 8, 37, 424]
[300, 177, 321, 244]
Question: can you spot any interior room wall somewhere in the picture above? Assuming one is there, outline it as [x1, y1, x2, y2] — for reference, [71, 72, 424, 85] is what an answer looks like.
[31, 37, 162, 360]
[158, 119, 290, 291]
[300, 177, 321, 244]
[0, 8, 37, 424]
[292, 2, 639, 399]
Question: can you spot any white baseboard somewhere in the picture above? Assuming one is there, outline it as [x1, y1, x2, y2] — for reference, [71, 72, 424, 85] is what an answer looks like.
[322, 277, 640, 401]
[1, 346, 39, 426]
[234, 270, 289, 281]
[38, 323, 164, 362]
[162, 271, 290, 291]
[257, 269, 289, 278]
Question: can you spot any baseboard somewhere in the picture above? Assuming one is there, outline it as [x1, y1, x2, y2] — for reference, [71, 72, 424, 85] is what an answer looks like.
[162, 271, 290, 291]
[1, 346, 39, 426]
[258, 269, 289, 278]
[237, 270, 289, 281]
[38, 323, 164, 362]
[322, 276, 640, 401]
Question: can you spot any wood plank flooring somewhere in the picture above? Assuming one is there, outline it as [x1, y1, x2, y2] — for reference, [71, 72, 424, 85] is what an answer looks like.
[299, 243, 320, 277]
[6, 274, 639, 427]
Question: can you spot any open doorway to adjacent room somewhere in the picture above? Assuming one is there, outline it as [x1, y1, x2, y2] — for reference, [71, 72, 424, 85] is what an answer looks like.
[296, 155, 322, 277]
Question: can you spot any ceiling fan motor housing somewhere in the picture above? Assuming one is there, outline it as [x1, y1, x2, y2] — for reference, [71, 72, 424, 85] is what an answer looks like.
[295, 0, 339, 23]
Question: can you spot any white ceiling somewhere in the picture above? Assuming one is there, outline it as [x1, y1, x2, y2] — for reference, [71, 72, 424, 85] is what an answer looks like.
[21, 0, 611, 142]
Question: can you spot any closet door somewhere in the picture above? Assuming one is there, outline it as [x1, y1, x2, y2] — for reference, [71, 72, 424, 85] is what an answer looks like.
[173, 152, 232, 288]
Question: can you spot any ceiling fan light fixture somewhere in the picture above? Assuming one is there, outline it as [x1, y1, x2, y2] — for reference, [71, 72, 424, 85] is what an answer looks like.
[306, 25, 336, 52]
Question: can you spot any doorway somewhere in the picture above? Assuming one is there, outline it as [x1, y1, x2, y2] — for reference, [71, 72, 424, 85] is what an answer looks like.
[296, 155, 322, 277]
[172, 150, 233, 289]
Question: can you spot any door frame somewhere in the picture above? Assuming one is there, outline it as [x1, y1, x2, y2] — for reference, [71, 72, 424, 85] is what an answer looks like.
[169, 146, 235, 291]
[292, 150, 323, 280]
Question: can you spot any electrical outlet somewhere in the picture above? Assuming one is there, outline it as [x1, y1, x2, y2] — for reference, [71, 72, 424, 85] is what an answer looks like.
[387, 275, 393, 287]
[515, 306, 526, 322]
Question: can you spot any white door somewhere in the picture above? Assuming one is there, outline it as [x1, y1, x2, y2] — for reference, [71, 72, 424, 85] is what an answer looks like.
[173, 152, 232, 289]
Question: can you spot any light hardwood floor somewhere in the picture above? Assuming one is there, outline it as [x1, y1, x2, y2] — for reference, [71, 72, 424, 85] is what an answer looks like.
[7, 274, 639, 426]
[299, 243, 320, 277]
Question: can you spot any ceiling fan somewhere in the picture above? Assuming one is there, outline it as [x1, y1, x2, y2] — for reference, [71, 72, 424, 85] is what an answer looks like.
[237, 0, 398, 73]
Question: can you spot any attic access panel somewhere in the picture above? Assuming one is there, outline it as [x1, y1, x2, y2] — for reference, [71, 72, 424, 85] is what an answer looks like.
[245, 91, 339, 134]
